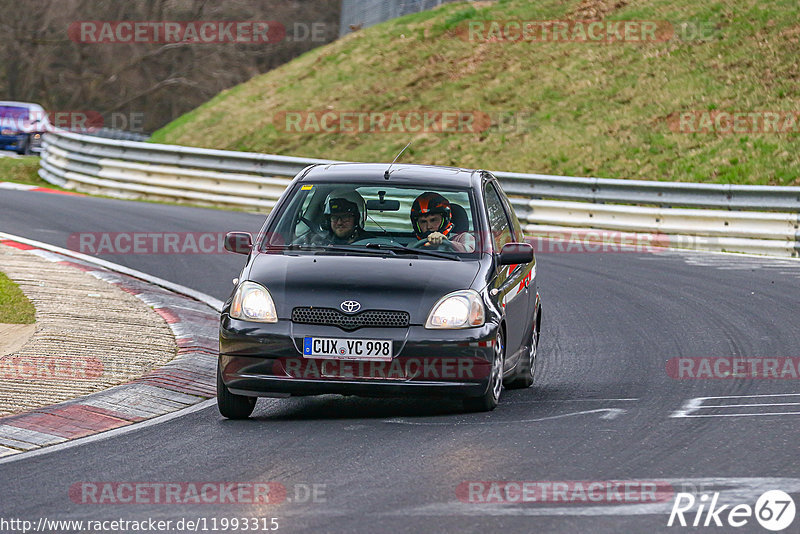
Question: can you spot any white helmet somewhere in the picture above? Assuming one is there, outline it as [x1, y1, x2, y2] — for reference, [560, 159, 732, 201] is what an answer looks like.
[323, 189, 367, 228]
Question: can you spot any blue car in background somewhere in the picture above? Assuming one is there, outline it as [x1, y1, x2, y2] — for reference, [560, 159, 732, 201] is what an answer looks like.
[0, 101, 50, 155]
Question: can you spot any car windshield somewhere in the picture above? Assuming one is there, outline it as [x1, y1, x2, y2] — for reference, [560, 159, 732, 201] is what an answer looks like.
[0, 106, 29, 120]
[261, 182, 481, 257]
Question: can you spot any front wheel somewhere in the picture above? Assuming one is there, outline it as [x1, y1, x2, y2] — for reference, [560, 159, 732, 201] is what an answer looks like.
[16, 135, 30, 155]
[217, 363, 256, 419]
[506, 325, 537, 389]
[463, 329, 504, 412]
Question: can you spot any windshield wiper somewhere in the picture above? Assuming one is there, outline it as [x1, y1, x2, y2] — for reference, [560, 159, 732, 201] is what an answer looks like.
[282, 243, 459, 260]
[283, 243, 398, 256]
[364, 243, 461, 261]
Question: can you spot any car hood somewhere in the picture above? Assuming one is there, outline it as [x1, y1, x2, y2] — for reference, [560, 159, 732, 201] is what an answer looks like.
[245, 252, 484, 324]
[0, 118, 23, 132]
[0, 118, 48, 133]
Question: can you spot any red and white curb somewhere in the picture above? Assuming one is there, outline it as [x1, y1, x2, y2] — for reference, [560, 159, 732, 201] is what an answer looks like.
[0, 181, 84, 196]
[0, 235, 220, 459]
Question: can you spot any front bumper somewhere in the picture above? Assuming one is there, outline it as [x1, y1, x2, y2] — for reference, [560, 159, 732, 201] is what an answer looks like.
[0, 133, 24, 150]
[0, 132, 42, 153]
[219, 314, 498, 399]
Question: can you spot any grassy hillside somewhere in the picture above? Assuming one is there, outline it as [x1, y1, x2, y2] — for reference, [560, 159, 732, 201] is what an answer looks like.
[152, 0, 800, 185]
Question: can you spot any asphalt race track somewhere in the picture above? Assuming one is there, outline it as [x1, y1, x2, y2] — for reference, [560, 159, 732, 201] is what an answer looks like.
[1, 189, 799, 533]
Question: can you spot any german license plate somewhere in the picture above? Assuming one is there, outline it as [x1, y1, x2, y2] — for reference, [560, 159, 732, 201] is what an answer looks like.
[303, 337, 392, 361]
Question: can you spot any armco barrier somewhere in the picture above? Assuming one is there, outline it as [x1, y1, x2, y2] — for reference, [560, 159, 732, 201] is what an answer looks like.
[38, 130, 800, 257]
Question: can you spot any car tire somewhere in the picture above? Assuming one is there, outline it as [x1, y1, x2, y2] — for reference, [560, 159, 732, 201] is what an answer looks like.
[506, 317, 539, 389]
[217, 363, 256, 419]
[463, 329, 504, 412]
[16, 135, 30, 156]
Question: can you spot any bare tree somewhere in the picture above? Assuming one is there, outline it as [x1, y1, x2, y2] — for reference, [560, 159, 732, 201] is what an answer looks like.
[0, 0, 340, 132]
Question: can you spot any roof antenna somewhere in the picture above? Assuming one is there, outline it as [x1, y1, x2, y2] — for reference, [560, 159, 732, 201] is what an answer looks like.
[384, 140, 412, 180]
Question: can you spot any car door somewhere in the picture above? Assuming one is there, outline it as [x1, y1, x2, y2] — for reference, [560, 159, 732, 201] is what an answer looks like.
[496, 178, 536, 340]
[483, 181, 531, 369]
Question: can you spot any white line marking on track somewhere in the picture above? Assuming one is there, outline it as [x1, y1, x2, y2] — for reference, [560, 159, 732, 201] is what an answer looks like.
[384, 408, 627, 425]
[506, 397, 638, 404]
[671, 394, 800, 418]
[690, 393, 800, 400]
[671, 412, 800, 418]
[701, 402, 800, 408]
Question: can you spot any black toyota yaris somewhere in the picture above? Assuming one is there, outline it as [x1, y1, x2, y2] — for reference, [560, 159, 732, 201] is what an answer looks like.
[218, 163, 541, 418]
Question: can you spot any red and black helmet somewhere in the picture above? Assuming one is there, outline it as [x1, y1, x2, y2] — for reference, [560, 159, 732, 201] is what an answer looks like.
[411, 192, 453, 239]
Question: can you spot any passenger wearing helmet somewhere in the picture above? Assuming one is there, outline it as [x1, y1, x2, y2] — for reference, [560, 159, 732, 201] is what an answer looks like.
[312, 190, 373, 245]
[410, 192, 473, 252]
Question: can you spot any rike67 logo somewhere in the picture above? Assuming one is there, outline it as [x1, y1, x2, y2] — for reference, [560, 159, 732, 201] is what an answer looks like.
[668, 490, 795, 531]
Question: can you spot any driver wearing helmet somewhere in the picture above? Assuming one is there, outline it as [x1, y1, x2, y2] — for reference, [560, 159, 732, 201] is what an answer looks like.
[410, 192, 474, 252]
[311, 189, 373, 245]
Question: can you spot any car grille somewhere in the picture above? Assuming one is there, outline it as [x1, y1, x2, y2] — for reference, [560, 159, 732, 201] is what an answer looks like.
[292, 307, 409, 331]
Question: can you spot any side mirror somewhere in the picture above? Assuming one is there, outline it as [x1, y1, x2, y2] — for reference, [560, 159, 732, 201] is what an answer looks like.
[498, 242, 533, 265]
[224, 232, 253, 254]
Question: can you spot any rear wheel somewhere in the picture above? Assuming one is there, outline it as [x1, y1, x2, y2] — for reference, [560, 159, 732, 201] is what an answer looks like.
[506, 317, 539, 389]
[217, 363, 256, 419]
[463, 329, 504, 412]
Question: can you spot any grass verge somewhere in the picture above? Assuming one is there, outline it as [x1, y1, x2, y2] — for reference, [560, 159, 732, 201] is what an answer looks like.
[0, 156, 53, 187]
[0, 271, 36, 324]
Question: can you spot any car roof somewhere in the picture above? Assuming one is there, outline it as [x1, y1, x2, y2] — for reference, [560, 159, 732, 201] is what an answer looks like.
[298, 163, 486, 189]
[0, 101, 45, 111]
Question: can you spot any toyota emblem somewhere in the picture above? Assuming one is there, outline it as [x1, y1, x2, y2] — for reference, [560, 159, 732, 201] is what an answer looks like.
[340, 300, 361, 313]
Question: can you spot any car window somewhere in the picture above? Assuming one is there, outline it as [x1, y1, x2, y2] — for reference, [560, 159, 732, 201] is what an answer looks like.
[356, 187, 473, 234]
[262, 182, 480, 255]
[0, 106, 29, 120]
[484, 182, 514, 253]
[495, 180, 524, 241]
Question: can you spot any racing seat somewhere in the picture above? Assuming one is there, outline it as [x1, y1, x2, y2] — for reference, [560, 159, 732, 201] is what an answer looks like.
[449, 203, 469, 233]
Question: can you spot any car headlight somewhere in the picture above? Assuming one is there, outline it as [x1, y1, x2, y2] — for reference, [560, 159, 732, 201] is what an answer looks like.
[425, 290, 485, 329]
[230, 281, 278, 323]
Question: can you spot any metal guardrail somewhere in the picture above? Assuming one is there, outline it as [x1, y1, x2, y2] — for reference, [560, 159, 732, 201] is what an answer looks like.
[339, 0, 461, 37]
[70, 127, 151, 142]
[38, 130, 799, 257]
[497, 171, 800, 212]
